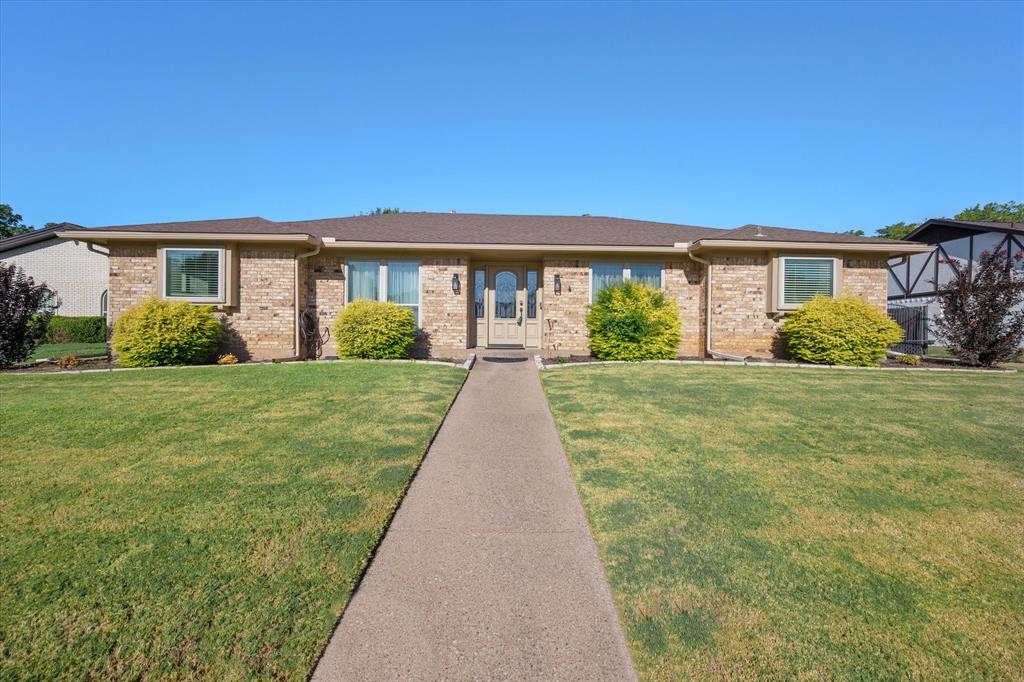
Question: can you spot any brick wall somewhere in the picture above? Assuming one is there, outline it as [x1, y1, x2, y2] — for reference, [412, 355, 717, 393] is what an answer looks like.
[663, 259, 704, 357]
[300, 254, 469, 358]
[708, 254, 893, 356]
[709, 255, 779, 355]
[2, 238, 109, 317]
[107, 243, 296, 361]
[418, 256, 469, 357]
[109, 243, 158, 324]
[301, 253, 346, 356]
[541, 259, 591, 355]
[225, 248, 296, 359]
[841, 258, 889, 310]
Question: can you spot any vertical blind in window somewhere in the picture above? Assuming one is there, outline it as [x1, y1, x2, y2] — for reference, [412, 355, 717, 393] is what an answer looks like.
[591, 264, 624, 301]
[782, 258, 834, 306]
[348, 261, 379, 302]
[165, 249, 221, 298]
[630, 264, 661, 289]
[387, 260, 420, 326]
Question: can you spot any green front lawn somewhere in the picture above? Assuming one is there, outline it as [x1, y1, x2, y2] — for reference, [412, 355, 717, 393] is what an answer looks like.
[29, 342, 108, 361]
[542, 366, 1024, 680]
[0, 363, 465, 679]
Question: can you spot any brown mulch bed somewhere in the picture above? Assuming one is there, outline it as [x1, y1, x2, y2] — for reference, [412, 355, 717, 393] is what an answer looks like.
[3, 357, 118, 374]
[541, 354, 1009, 371]
[4, 355, 469, 375]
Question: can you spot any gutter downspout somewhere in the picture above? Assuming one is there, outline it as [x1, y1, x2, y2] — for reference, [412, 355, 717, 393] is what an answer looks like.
[292, 242, 322, 360]
[686, 250, 748, 362]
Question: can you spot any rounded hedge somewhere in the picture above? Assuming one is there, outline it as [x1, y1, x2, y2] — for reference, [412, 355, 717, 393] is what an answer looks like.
[587, 281, 681, 361]
[334, 300, 416, 359]
[112, 298, 223, 367]
[780, 296, 903, 366]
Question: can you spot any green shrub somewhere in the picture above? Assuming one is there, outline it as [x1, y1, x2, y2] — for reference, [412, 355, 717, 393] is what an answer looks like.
[46, 316, 106, 343]
[780, 296, 903, 366]
[112, 298, 223, 367]
[587, 281, 681, 361]
[896, 353, 921, 366]
[334, 300, 416, 359]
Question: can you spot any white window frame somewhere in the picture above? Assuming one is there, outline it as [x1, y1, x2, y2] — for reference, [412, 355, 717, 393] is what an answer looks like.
[161, 247, 225, 303]
[344, 259, 423, 327]
[589, 262, 663, 302]
[385, 260, 422, 328]
[777, 255, 839, 310]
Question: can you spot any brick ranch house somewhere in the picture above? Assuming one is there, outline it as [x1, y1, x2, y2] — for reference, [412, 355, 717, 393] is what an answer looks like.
[58, 213, 931, 360]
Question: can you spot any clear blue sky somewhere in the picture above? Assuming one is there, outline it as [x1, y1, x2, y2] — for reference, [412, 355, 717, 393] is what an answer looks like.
[1, 0, 1021, 232]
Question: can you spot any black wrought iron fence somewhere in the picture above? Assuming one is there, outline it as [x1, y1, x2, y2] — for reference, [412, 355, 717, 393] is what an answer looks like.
[887, 304, 929, 355]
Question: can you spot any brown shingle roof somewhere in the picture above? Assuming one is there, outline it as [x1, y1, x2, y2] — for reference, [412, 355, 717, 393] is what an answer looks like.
[281, 212, 723, 246]
[81, 212, 903, 247]
[100, 216, 289, 233]
[0, 222, 85, 253]
[712, 224, 907, 244]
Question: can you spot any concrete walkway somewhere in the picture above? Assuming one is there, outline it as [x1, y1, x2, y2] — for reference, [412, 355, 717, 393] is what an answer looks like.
[312, 351, 637, 681]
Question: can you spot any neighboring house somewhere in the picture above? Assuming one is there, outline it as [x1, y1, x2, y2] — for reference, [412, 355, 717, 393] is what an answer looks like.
[887, 219, 1024, 345]
[0, 223, 109, 317]
[57, 213, 929, 360]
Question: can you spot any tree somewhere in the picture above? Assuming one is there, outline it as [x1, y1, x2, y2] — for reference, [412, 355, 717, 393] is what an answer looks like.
[954, 201, 1024, 223]
[362, 207, 401, 216]
[0, 262, 59, 367]
[840, 229, 865, 236]
[875, 221, 917, 240]
[933, 247, 1024, 366]
[0, 203, 33, 239]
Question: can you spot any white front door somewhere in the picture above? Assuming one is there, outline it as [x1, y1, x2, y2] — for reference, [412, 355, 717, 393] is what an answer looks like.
[488, 267, 526, 346]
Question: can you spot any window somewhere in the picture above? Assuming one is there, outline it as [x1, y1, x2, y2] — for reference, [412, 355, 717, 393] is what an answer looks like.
[779, 257, 836, 307]
[591, 264, 624, 301]
[346, 260, 420, 326]
[526, 270, 538, 318]
[629, 264, 661, 289]
[474, 269, 485, 318]
[100, 290, 108, 319]
[590, 263, 663, 301]
[347, 260, 379, 302]
[387, 260, 420, 326]
[164, 248, 223, 301]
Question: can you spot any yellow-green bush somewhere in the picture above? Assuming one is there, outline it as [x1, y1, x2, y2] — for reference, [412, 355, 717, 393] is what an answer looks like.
[780, 296, 903, 366]
[334, 300, 416, 359]
[587, 281, 681, 360]
[112, 298, 223, 367]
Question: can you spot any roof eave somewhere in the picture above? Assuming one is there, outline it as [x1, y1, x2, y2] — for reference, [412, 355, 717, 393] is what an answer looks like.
[321, 238, 689, 253]
[689, 239, 933, 256]
[56, 230, 318, 245]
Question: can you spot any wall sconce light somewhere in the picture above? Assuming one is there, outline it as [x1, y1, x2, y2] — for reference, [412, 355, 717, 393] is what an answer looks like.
[553, 274, 562, 295]
[451, 273, 461, 294]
